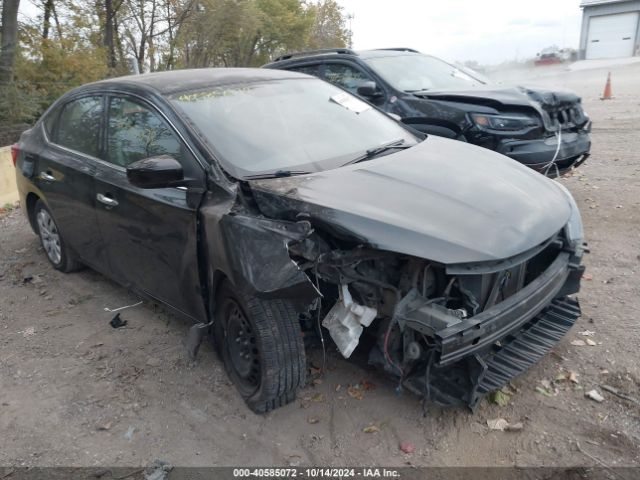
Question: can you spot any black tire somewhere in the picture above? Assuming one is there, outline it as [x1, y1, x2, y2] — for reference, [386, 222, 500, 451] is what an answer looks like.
[33, 200, 83, 273]
[213, 280, 306, 413]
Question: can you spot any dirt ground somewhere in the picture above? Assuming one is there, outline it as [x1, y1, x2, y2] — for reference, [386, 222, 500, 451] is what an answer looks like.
[1, 61, 639, 469]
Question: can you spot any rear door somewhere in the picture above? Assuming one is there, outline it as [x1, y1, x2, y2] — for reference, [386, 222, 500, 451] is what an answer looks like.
[35, 95, 107, 271]
[92, 93, 207, 320]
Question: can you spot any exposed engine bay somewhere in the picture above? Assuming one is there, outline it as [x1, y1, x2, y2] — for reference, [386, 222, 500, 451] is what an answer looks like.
[286, 226, 584, 410]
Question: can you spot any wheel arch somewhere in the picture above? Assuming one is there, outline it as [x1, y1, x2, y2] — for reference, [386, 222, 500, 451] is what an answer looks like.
[25, 192, 41, 232]
[208, 269, 229, 319]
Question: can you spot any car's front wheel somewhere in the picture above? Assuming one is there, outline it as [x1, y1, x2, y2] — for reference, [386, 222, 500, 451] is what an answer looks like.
[213, 280, 306, 413]
[34, 200, 82, 273]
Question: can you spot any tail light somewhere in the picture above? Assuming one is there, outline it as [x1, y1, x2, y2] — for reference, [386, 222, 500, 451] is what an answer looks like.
[10, 144, 19, 167]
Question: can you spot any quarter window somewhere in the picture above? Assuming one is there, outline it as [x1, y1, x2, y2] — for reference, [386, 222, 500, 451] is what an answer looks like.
[324, 63, 373, 95]
[106, 97, 185, 168]
[56, 96, 103, 158]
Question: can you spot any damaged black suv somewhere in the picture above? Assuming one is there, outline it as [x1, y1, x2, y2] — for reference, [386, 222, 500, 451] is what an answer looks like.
[14, 68, 585, 413]
[264, 48, 592, 176]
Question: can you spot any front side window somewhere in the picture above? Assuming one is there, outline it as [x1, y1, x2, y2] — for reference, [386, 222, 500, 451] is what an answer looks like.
[106, 97, 185, 168]
[323, 63, 373, 95]
[171, 78, 418, 179]
[55, 96, 103, 158]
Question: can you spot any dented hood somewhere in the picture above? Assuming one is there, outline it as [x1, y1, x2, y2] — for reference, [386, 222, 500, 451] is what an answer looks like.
[249, 136, 571, 264]
[415, 85, 582, 110]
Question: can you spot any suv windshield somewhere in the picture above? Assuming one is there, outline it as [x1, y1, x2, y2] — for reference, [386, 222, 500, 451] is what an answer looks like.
[365, 54, 487, 92]
[171, 78, 418, 179]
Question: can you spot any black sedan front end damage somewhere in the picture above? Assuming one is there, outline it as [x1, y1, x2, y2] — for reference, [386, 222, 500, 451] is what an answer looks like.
[282, 227, 584, 410]
[242, 135, 587, 410]
[399, 239, 584, 409]
[166, 72, 587, 412]
[16, 68, 588, 414]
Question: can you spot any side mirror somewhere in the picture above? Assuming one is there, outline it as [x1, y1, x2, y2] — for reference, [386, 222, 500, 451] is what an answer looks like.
[357, 81, 382, 98]
[126, 155, 184, 189]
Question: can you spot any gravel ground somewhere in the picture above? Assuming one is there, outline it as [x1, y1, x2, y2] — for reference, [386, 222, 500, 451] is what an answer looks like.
[0, 61, 639, 469]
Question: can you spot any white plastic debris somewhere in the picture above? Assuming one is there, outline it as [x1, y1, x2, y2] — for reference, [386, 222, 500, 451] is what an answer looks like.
[585, 389, 605, 403]
[487, 418, 509, 431]
[104, 300, 143, 313]
[322, 284, 377, 358]
[487, 418, 523, 432]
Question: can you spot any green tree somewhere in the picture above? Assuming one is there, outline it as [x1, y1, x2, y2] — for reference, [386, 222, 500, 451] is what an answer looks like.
[176, 0, 315, 68]
[307, 0, 349, 50]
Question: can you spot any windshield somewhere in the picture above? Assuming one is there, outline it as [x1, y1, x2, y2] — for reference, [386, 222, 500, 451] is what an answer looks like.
[171, 78, 418, 179]
[365, 54, 487, 92]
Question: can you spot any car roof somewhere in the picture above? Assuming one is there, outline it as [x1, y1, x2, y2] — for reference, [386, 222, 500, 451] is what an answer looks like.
[357, 49, 420, 60]
[92, 68, 310, 96]
[262, 48, 421, 68]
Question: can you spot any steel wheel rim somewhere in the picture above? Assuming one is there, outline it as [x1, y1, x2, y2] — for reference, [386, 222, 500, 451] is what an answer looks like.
[36, 209, 62, 265]
[225, 300, 260, 391]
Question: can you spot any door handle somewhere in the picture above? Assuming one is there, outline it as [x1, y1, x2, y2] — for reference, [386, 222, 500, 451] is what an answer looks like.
[97, 193, 119, 207]
[39, 171, 56, 181]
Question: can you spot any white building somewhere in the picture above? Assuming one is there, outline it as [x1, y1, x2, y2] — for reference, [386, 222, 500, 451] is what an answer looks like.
[579, 0, 640, 59]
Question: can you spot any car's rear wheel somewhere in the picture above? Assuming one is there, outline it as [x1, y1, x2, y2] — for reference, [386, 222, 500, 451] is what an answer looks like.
[213, 280, 306, 413]
[34, 200, 82, 273]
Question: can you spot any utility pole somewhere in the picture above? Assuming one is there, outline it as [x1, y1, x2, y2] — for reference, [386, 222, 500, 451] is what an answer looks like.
[346, 13, 354, 48]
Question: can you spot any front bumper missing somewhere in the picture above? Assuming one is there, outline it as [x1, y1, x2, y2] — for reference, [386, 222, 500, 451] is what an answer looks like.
[402, 251, 584, 409]
[405, 296, 580, 409]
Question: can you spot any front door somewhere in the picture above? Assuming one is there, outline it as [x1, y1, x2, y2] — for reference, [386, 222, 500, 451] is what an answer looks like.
[92, 94, 206, 320]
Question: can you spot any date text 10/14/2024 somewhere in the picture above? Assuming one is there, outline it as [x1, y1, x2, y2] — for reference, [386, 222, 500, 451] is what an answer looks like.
[233, 468, 401, 478]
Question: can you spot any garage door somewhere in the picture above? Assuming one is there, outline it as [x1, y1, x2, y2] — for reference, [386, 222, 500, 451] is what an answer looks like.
[586, 12, 638, 59]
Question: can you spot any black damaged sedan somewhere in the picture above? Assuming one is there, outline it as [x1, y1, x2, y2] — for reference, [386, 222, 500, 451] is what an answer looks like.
[13, 68, 586, 413]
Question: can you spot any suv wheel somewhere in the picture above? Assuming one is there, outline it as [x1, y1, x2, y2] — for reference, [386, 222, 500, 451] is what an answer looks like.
[34, 200, 82, 272]
[213, 280, 306, 413]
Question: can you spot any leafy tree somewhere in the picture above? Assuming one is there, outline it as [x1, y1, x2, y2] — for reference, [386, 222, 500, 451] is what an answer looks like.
[177, 0, 314, 68]
[0, 0, 351, 136]
[307, 0, 349, 50]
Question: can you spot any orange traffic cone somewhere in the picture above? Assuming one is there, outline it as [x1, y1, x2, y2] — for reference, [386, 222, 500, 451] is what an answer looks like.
[601, 72, 613, 100]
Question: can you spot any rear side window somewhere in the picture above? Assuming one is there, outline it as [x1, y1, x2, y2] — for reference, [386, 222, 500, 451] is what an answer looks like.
[55, 96, 103, 158]
[324, 63, 373, 95]
[288, 64, 322, 78]
[105, 96, 186, 168]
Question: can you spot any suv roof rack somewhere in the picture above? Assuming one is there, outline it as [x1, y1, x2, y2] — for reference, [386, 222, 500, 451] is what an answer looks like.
[273, 48, 357, 62]
[375, 48, 421, 53]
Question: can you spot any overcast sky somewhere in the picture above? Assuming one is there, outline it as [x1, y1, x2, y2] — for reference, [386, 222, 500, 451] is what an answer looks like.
[336, 0, 584, 65]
